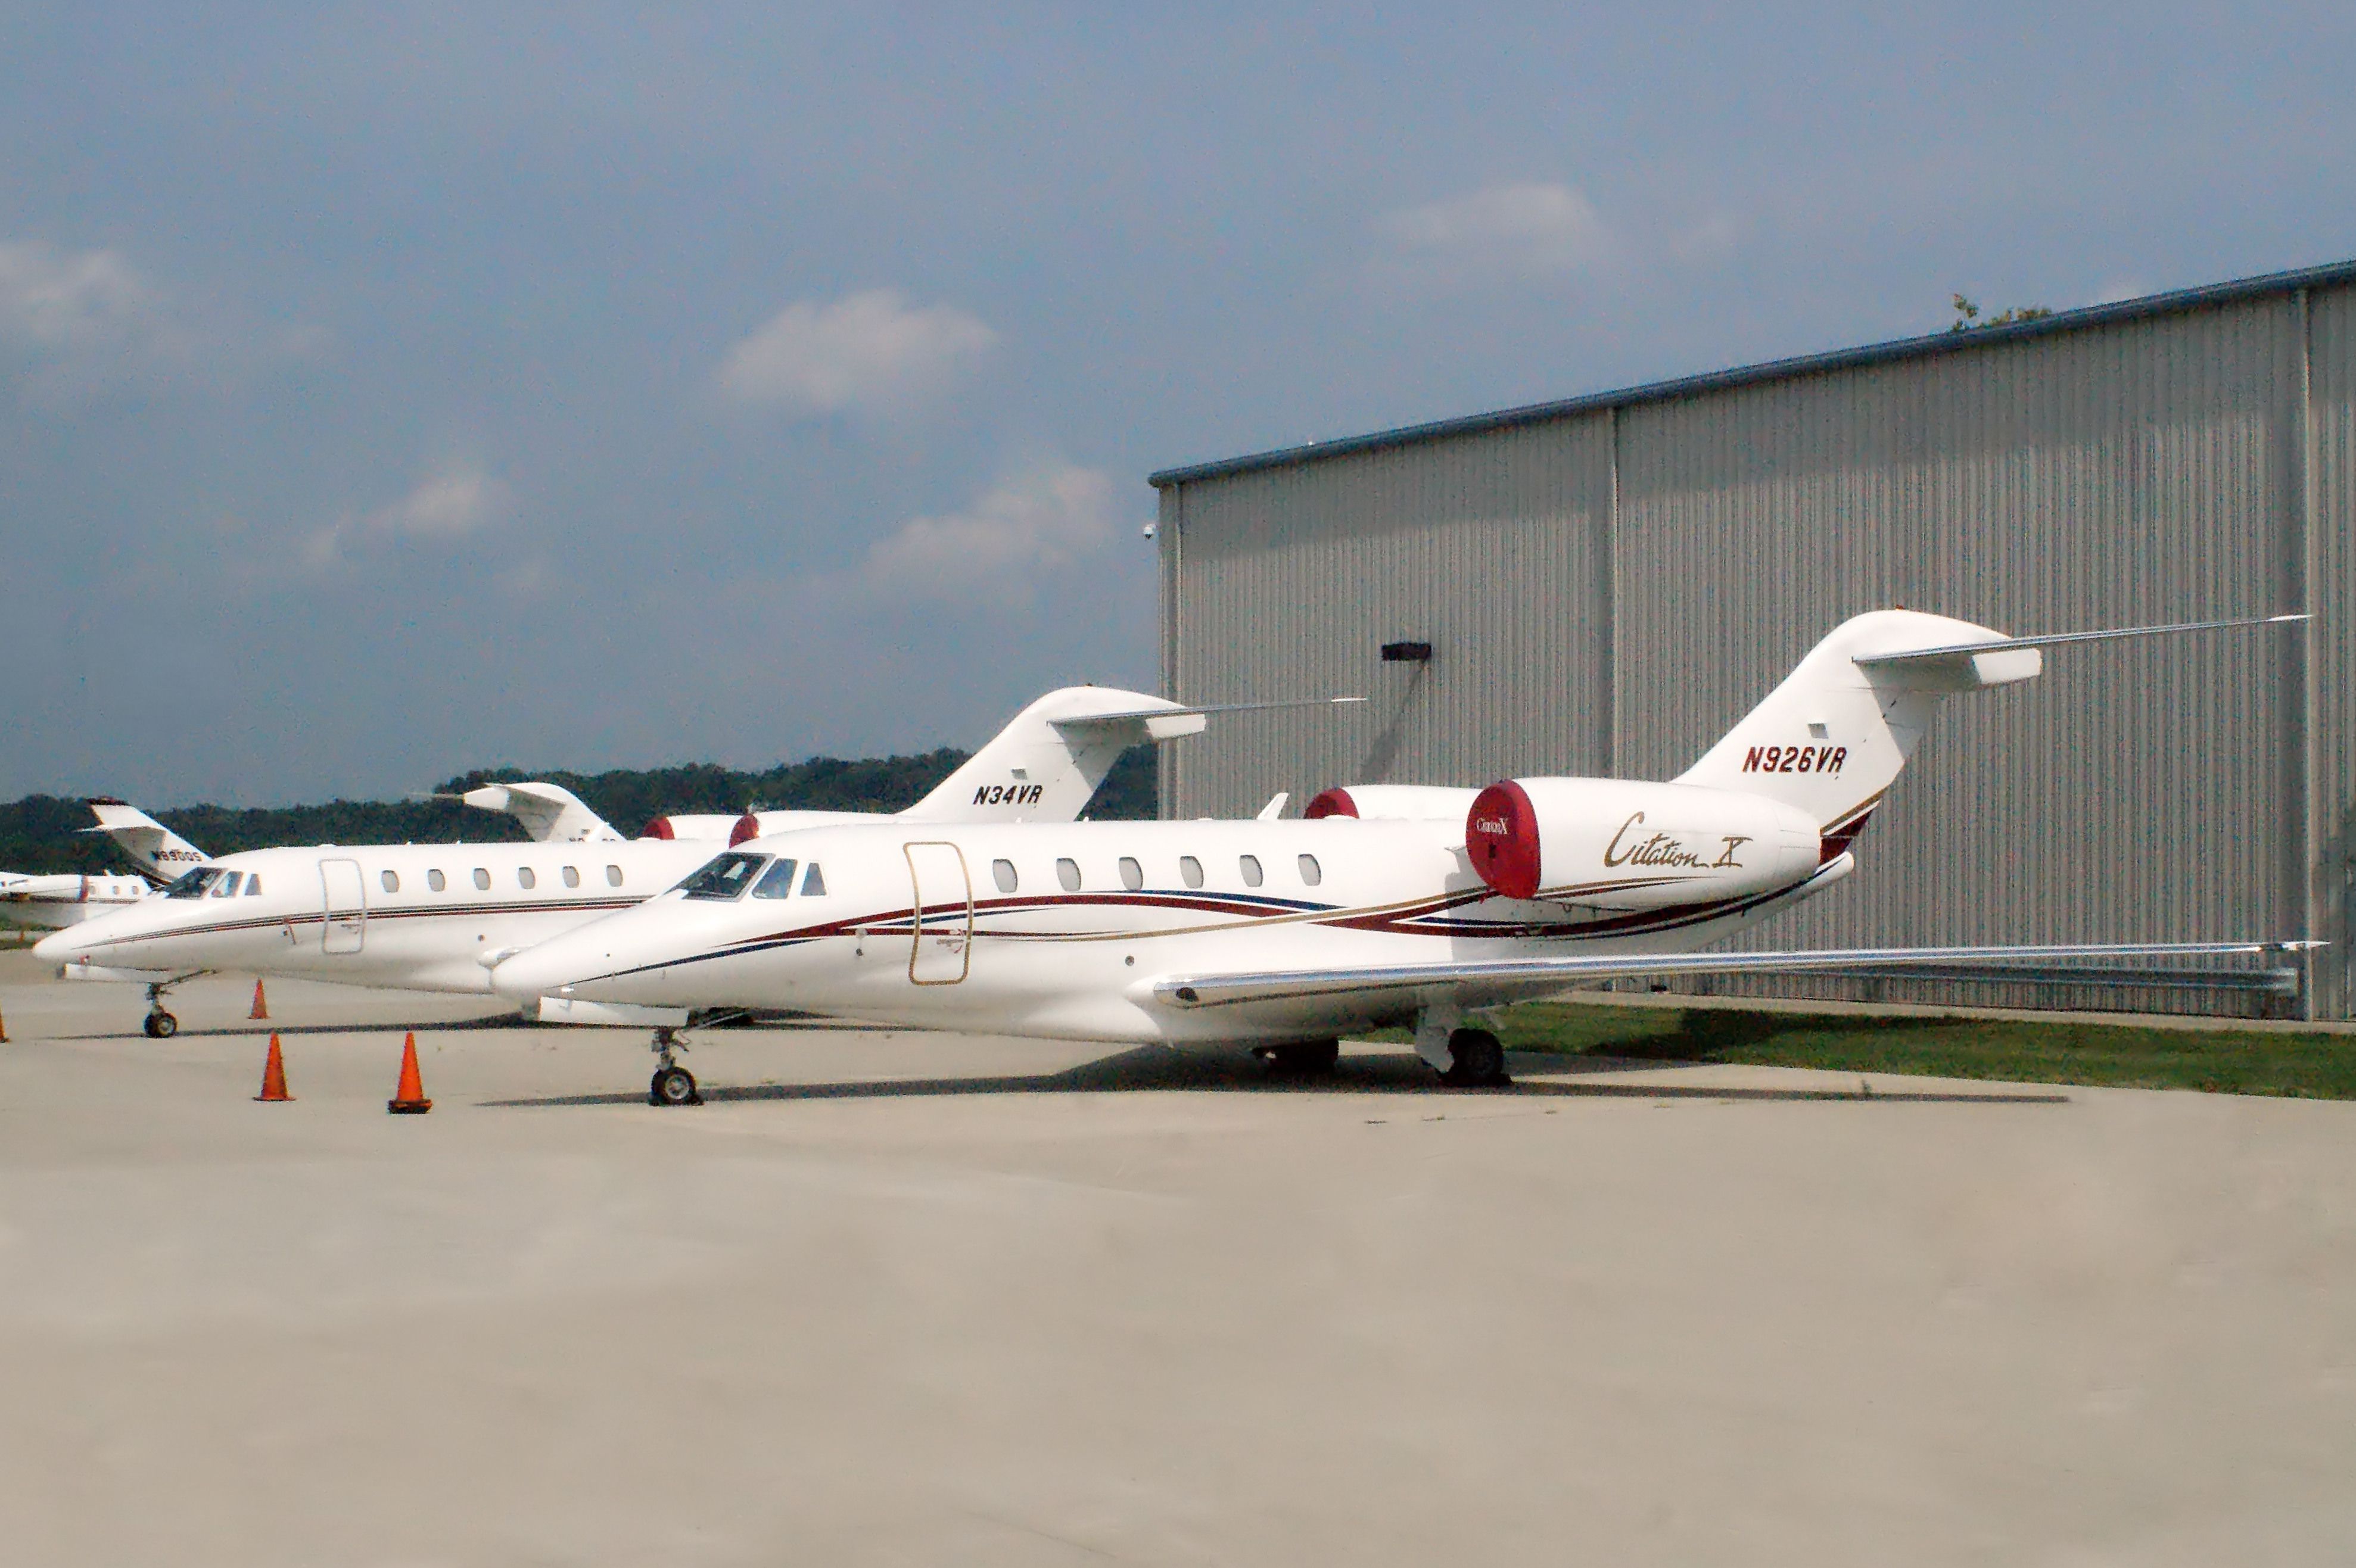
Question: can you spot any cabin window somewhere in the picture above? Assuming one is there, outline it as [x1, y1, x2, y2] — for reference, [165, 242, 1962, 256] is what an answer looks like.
[427, 869, 446, 893]
[992, 858, 1017, 894]
[380, 869, 400, 894]
[679, 852, 767, 900]
[1239, 855, 1263, 888]
[1179, 855, 1204, 889]
[801, 864, 826, 897]
[562, 865, 580, 889]
[472, 868, 491, 890]
[1297, 854, 1322, 886]
[1056, 858, 1081, 892]
[750, 859, 799, 899]
[606, 865, 624, 887]
[518, 867, 537, 890]
[1119, 856, 1144, 890]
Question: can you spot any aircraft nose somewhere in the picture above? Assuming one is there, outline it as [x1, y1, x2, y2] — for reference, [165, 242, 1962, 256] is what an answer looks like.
[488, 941, 593, 1002]
[32, 925, 86, 963]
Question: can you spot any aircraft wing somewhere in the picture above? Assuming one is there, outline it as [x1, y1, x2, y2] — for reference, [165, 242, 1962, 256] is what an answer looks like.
[1152, 942, 2316, 1012]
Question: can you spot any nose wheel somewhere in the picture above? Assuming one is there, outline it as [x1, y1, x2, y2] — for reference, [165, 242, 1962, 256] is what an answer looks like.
[648, 1027, 701, 1106]
[142, 980, 182, 1039]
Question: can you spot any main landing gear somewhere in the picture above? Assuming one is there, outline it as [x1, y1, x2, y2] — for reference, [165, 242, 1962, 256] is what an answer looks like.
[1440, 1028, 1508, 1089]
[1254, 1039, 1342, 1077]
[1415, 1005, 1510, 1089]
[648, 1027, 701, 1107]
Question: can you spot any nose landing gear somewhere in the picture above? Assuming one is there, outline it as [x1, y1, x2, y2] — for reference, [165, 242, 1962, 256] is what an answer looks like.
[141, 979, 189, 1039]
[649, 1027, 701, 1106]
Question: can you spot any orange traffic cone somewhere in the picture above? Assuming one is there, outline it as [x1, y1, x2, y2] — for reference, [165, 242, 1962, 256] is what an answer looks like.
[387, 1031, 432, 1114]
[255, 1033, 292, 1101]
[0, 1008, 10, 1043]
[248, 978, 269, 1020]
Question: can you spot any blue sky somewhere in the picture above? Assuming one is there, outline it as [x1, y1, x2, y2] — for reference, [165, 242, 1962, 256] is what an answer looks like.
[4, 3, 2352, 805]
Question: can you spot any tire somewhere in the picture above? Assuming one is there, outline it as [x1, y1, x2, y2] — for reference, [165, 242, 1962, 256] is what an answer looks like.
[1267, 1039, 1341, 1075]
[652, 1065, 701, 1106]
[144, 1011, 177, 1040]
[1443, 1028, 1507, 1088]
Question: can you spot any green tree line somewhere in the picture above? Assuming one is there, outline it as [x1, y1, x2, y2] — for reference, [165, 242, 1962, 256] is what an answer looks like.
[0, 748, 1156, 876]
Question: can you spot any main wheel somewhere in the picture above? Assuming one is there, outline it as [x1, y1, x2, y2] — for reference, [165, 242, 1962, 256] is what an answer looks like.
[144, 1011, 178, 1040]
[651, 1065, 701, 1106]
[1442, 1027, 1507, 1087]
[1265, 1039, 1341, 1076]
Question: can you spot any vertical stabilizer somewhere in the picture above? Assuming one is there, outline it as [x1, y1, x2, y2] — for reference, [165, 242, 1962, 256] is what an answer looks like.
[83, 800, 210, 880]
[1675, 610, 2037, 848]
[904, 687, 1197, 824]
[461, 782, 623, 843]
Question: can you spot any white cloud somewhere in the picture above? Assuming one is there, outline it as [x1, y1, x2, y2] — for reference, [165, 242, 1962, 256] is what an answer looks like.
[369, 469, 509, 537]
[0, 239, 192, 397]
[0, 241, 160, 347]
[717, 289, 997, 416]
[1373, 182, 1614, 289]
[307, 467, 513, 565]
[863, 465, 1121, 600]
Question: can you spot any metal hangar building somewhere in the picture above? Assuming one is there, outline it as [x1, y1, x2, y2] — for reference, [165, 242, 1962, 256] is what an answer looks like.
[1147, 260, 2356, 1020]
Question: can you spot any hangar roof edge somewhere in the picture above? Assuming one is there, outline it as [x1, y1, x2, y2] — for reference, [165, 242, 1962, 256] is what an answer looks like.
[1146, 256, 2356, 489]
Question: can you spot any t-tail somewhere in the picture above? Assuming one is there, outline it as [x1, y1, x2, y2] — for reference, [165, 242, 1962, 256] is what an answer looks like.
[1674, 610, 2037, 854]
[904, 687, 1200, 824]
[82, 799, 210, 882]
[1675, 606, 2307, 858]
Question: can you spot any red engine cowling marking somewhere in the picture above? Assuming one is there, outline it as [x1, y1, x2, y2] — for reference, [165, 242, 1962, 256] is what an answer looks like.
[640, 816, 676, 840]
[1303, 787, 1359, 819]
[727, 811, 760, 847]
[1466, 780, 1541, 900]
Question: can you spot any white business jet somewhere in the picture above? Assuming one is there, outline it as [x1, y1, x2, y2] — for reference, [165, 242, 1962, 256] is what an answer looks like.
[484, 610, 2311, 1105]
[36, 686, 1347, 1036]
[0, 801, 213, 931]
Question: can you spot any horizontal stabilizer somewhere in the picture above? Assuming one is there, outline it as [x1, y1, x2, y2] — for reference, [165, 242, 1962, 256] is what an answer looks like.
[1153, 941, 2320, 1012]
[1855, 612, 2306, 674]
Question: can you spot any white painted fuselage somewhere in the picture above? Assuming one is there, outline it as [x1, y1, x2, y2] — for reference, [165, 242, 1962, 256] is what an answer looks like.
[0, 872, 155, 931]
[489, 815, 1853, 1046]
[34, 840, 718, 991]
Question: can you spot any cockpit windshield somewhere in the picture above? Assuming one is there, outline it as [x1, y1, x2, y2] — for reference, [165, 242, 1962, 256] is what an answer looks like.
[163, 866, 228, 900]
[676, 852, 769, 900]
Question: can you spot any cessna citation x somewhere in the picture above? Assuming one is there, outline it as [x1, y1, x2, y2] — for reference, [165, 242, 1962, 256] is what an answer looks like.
[36, 686, 1344, 1035]
[485, 610, 2312, 1104]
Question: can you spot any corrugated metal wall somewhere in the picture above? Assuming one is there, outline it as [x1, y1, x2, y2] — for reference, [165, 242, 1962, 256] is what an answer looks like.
[1161, 419, 1615, 813]
[1160, 281, 2354, 1019]
[2312, 285, 2356, 1020]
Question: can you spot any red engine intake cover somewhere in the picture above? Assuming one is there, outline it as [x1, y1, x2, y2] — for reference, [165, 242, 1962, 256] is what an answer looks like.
[1465, 781, 1541, 899]
[727, 811, 761, 847]
[640, 816, 676, 840]
[1302, 787, 1359, 819]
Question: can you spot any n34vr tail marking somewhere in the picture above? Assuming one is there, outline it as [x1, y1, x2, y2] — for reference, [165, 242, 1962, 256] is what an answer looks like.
[484, 609, 2317, 1092]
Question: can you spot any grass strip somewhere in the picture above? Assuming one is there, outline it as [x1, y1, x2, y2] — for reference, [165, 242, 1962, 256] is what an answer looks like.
[1483, 1002, 2356, 1099]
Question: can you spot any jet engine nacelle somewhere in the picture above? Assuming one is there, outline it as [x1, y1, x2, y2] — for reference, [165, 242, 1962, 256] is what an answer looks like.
[1304, 784, 1483, 821]
[639, 813, 741, 841]
[1465, 777, 1820, 908]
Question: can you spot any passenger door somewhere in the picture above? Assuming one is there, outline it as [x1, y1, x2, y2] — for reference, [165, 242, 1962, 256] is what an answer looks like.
[903, 842, 972, 984]
[318, 858, 366, 955]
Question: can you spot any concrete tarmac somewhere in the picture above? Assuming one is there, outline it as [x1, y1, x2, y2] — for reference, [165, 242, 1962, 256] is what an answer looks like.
[2, 950, 2353, 1566]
